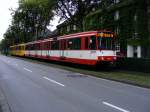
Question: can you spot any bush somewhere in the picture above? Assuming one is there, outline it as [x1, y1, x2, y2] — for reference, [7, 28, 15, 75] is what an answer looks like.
[116, 58, 150, 73]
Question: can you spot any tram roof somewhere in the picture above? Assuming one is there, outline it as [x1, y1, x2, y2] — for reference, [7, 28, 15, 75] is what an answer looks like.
[25, 30, 113, 45]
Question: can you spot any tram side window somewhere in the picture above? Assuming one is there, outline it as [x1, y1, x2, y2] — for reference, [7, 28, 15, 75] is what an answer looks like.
[51, 41, 59, 50]
[35, 43, 40, 50]
[48, 41, 51, 50]
[29, 45, 31, 50]
[21, 46, 23, 50]
[31, 44, 34, 50]
[67, 38, 81, 50]
[84, 37, 88, 49]
[51, 41, 55, 50]
[25, 45, 28, 50]
[21, 46, 24, 50]
[28, 45, 31, 50]
[26, 45, 29, 50]
[28, 45, 30, 50]
[43, 42, 46, 50]
[38, 43, 40, 50]
[74, 38, 81, 50]
[62, 40, 67, 49]
[89, 36, 96, 50]
[26, 45, 28, 50]
[16, 46, 19, 51]
[19, 46, 21, 50]
[33, 44, 36, 50]
[60, 40, 63, 50]
[46, 41, 50, 50]
[68, 39, 73, 49]
[46, 42, 49, 50]
[55, 41, 59, 50]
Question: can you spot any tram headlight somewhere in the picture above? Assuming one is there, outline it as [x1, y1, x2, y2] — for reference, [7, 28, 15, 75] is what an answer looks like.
[114, 57, 117, 60]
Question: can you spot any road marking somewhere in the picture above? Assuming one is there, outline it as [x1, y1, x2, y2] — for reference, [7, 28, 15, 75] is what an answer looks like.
[24, 67, 32, 73]
[102, 101, 130, 112]
[43, 76, 65, 87]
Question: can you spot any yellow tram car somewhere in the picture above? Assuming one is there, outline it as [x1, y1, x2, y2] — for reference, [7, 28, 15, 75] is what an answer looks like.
[10, 44, 25, 56]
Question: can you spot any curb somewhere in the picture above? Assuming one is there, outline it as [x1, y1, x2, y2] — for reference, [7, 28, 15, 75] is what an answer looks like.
[90, 75, 150, 89]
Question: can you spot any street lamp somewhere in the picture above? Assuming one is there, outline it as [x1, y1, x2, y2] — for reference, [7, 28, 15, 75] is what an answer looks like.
[35, 24, 38, 40]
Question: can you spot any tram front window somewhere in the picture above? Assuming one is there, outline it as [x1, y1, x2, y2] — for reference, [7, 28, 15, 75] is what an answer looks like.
[89, 36, 96, 50]
[98, 37, 113, 50]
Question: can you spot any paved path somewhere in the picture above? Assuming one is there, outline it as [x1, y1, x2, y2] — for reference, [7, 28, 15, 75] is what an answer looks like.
[0, 55, 150, 112]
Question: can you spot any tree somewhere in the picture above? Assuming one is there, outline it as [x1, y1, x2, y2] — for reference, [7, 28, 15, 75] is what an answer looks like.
[0, 0, 56, 53]
[54, 0, 102, 31]
[17, 0, 55, 40]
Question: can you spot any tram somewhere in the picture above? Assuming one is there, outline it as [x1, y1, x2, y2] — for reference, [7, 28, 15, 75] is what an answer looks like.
[10, 30, 116, 65]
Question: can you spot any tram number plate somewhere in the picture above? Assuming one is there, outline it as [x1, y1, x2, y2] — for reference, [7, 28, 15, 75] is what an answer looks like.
[90, 50, 96, 53]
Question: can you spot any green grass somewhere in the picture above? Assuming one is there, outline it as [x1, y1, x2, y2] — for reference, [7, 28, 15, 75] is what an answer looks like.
[9, 56, 150, 88]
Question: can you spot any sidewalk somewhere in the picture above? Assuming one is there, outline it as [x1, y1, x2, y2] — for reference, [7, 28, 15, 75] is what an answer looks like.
[0, 87, 11, 112]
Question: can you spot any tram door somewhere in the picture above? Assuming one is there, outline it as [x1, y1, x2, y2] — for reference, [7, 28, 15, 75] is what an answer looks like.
[60, 40, 65, 59]
[40, 43, 42, 57]
[35, 43, 38, 57]
[45, 41, 49, 57]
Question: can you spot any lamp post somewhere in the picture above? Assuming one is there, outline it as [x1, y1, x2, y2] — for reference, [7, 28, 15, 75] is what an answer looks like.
[35, 24, 38, 41]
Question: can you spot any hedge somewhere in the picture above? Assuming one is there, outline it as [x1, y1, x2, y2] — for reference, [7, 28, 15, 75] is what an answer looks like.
[116, 58, 150, 73]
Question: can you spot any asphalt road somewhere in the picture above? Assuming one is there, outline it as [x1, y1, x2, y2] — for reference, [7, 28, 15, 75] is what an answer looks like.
[0, 55, 150, 112]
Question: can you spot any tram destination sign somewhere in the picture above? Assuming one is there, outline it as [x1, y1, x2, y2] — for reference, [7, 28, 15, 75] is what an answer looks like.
[96, 32, 113, 38]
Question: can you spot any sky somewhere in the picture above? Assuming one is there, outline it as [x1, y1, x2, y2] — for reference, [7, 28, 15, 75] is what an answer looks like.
[0, 0, 59, 41]
[0, 0, 19, 41]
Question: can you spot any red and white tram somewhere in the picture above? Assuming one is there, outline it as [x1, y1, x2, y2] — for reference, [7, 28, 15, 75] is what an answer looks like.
[24, 30, 116, 65]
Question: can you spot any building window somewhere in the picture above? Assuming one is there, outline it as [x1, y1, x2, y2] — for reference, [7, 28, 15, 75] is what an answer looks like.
[133, 46, 137, 58]
[114, 0, 120, 4]
[115, 27, 120, 35]
[60, 28, 63, 34]
[132, 32, 138, 39]
[127, 45, 141, 58]
[134, 14, 137, 21]
[114, 10, 119, 21]
[67, 26, 70, 32]
[73, 25, 76, 31]
[148, 8, 150, 13]
[92, 7, 96, 11]
[115, 42, 120, 52]
[90, 1, 94, 4]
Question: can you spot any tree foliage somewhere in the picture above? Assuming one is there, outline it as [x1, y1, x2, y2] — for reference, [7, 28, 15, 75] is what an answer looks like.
[0, 0, 130, 54]
[3, 0, 55, 44]
[54, 0, 102, 30]
[0, 0, 55, 53]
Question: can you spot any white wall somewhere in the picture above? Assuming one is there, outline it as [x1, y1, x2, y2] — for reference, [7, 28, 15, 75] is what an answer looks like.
[127, 45, 141, 58]
[137, 46, 141, 58]
[127, 45, 133, 58]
